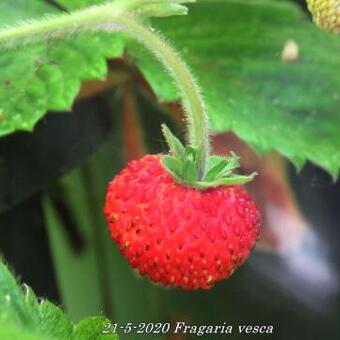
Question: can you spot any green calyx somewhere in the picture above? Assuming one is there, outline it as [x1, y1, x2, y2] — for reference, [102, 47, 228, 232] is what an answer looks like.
[161, 124, 256, 190]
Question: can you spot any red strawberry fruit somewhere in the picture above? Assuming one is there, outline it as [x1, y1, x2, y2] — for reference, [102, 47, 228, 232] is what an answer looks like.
[104, 136, 260, 289]
[101, 4, 260, 289]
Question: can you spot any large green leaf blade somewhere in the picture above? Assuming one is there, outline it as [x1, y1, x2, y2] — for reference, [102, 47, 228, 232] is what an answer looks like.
[129, 0, 340, 177]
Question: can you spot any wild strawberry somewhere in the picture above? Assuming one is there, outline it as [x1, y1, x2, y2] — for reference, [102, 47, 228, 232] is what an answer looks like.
[104, 153, 260, 290]
[96, 4, 261, 289]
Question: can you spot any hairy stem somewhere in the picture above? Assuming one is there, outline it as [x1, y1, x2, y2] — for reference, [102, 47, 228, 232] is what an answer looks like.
[114, 16, 209, 178]
[0, 0, 209, 178]
[0, 1, 157, 47]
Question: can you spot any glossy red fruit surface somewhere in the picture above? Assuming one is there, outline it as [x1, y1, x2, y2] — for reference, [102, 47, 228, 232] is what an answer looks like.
[104, 155, 260, 289]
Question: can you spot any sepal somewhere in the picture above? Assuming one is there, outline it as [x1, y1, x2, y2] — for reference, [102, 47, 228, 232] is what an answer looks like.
[138, 1, 196, 18]
[161, 125, 256, 189]
[161, 124, 185, 160]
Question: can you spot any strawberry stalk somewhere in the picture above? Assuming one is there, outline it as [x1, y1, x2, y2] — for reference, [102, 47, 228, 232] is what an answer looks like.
[112, 12, 256, 188]
[114, 15, 209, 180]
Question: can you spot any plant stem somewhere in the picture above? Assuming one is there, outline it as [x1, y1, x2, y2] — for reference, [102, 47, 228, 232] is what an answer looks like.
[115, 15, 209, 178]
[0, 1, 142, 46]
[0, 0, 209, 178]
[0, 0, 192, 46]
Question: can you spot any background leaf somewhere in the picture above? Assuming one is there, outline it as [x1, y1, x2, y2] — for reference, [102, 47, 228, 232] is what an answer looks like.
[129, 0, 340, 177]
[0, 0, 123, 136]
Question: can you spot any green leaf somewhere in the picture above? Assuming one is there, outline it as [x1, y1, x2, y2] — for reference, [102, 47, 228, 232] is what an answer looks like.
[161, 154, 183, 178]
[161, 123, 185, 159]
[74, 317, 118, 340]
[0, 260, 34, 327]
[137, 3, 190, 17]
[196, 172, 257, 189]
[0, 0, 191, 137]
[0, 321, 43, 340]
[58, 0, 104, 10]
[23, 286, 41, 325]
[219, 153, 241, 177]
[0, 258, 119, 340]
[205, 156, 229, 181]
[39, 301, 73, 339]
[204, 153, 241, 181]
[131, 0, 340, 178]
[182, 147, 198, 182]
[183, 159, 197, 182]
[0, 0, 124, 136]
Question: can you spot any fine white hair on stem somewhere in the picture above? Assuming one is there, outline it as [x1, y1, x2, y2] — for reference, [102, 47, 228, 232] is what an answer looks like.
[101, 18, 210, 160]
[0, 0, 197, 48]
[134, 23, 210, 177]
[0, 1, 187, 48]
